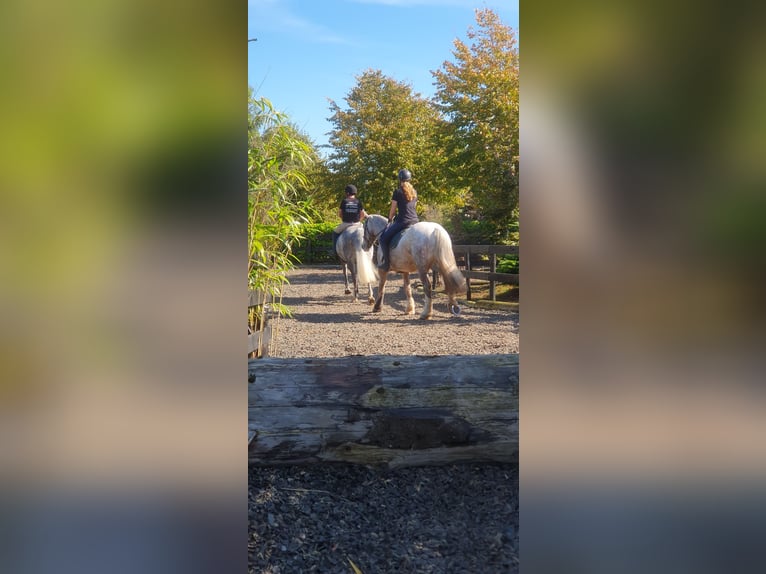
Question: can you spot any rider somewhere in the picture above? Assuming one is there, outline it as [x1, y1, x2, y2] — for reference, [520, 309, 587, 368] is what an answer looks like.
[377, 169, 419, 271]
[332, 184, 368, 256]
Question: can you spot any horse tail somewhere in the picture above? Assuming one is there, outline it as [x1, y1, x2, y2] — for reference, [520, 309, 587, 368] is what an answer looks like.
[356, 242, 378, 286]
[434, 227, 467, 296]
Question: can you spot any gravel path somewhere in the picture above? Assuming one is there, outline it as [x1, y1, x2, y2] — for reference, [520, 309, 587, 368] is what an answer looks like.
[269, 265, 519, 359]
[249, 265, 519, 574]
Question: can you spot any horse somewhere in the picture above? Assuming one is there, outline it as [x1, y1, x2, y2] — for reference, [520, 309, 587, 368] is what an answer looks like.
[362, 214, 467, 319]
[335, 223, 377, 304]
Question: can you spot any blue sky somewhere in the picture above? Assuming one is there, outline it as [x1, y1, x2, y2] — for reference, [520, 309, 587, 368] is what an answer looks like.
[248, 0, 519, 153]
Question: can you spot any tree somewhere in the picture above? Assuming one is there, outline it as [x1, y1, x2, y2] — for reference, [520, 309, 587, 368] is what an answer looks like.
[325, 69, 448, 215]
[248, 90, 316, 331]
[432, 8, 519, 242]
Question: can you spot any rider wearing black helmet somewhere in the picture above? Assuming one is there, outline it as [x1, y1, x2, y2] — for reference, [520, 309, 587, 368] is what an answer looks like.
[332, 184, 367, 256]
[377, 169, 419, 271]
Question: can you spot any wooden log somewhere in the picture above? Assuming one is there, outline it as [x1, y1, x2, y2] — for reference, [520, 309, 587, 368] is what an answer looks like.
[248, 354, 518, 468]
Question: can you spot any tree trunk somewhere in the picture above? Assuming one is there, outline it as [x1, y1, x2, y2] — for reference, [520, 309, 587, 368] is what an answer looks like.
[248, 354, 518, 469]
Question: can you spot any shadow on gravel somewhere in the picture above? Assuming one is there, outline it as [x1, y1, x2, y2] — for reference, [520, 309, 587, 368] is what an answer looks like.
[287, 305, 516, 325]
[361, 313, 469, 324]
[289, 312, 370, 324]
[281, 296, 349, 307]
[288, 270, 351, 285]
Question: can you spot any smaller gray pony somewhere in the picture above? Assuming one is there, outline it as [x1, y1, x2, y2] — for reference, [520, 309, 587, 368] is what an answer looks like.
[363, 214, 467, 319]
[336, 223, 377, 304]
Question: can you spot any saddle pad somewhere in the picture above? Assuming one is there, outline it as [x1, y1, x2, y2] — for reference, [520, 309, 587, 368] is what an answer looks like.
[390, 227, 409, 250]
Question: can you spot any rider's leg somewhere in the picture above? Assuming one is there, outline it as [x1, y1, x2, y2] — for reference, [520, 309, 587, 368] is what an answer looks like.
[377, 236, 389, 270]
[377, 233, 391, 270]
[377, 222, 400, 270]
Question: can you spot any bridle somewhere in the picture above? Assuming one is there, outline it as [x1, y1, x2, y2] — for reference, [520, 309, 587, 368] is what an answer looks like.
[363, 217, 379, 250]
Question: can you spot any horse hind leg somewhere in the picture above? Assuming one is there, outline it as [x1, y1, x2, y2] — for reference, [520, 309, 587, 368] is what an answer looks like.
[447, 292, 460, 315]
[366, 282, 375, 305]
[417, 269, 433, 319]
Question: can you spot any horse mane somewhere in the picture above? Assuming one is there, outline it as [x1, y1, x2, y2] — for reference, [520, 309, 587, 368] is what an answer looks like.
[367, 214, 388, 235]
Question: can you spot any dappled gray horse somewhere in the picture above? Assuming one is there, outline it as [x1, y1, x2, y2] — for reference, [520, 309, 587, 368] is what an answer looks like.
[336, 223, 377, 304]
[363, 214, 466, 319]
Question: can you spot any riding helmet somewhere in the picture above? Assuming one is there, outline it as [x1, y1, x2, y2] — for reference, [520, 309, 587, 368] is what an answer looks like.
[345, 184, 357, 195]
[398, 169, 412, 182]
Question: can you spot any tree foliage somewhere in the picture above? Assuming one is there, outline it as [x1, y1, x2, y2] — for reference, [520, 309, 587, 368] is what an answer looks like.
[248, 90, 316, 317]
[432, 8, 519, 241]
[325, 69, 448, 215]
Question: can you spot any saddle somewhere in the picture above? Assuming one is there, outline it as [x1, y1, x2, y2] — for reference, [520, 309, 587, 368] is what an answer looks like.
[389, 226, 410, 250]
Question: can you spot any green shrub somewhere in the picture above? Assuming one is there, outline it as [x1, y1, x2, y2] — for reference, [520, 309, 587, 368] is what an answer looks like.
[294, 222, 337, 264]
[497, 254, 518, 273]
[443, 210, 519, 245]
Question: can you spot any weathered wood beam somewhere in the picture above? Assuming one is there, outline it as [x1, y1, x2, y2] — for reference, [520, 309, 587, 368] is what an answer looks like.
[248, 354, 518, 469]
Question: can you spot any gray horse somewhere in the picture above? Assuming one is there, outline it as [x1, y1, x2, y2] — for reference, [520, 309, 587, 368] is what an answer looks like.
[362, 214, 466, 319]
[336, 223, 377, 304]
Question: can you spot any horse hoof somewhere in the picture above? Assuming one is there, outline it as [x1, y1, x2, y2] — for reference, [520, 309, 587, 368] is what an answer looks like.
[450, 304, 461, 316]
[368, 298, 375, 305]
[345, 289, 352, 295]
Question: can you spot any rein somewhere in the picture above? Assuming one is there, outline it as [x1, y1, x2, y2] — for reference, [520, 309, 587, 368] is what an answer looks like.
[363, 218, 380, 247]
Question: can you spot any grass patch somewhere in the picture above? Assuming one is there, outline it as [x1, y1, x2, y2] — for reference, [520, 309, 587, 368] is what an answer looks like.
[425, 278, 518, 310]
[466, 280, 518, 303]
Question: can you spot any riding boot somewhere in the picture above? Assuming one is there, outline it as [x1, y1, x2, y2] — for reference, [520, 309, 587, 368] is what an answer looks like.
[377, 245, 390, 271]
[331, 232, 339, 258]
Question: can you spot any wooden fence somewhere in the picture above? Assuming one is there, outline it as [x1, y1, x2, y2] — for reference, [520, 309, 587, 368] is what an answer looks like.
[451, 244, 519, 301]
[248, 289, 271, 357]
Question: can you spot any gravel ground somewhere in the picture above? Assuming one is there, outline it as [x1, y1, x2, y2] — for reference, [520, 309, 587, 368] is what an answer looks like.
[249, 265, 519, 574]
[249, 463, 518, 574]
[268, 265, 519, 359]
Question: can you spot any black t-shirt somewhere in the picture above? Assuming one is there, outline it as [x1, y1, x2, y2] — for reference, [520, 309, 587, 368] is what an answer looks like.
[392, 187, 418, 225]
[340, 197, 364, 223]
